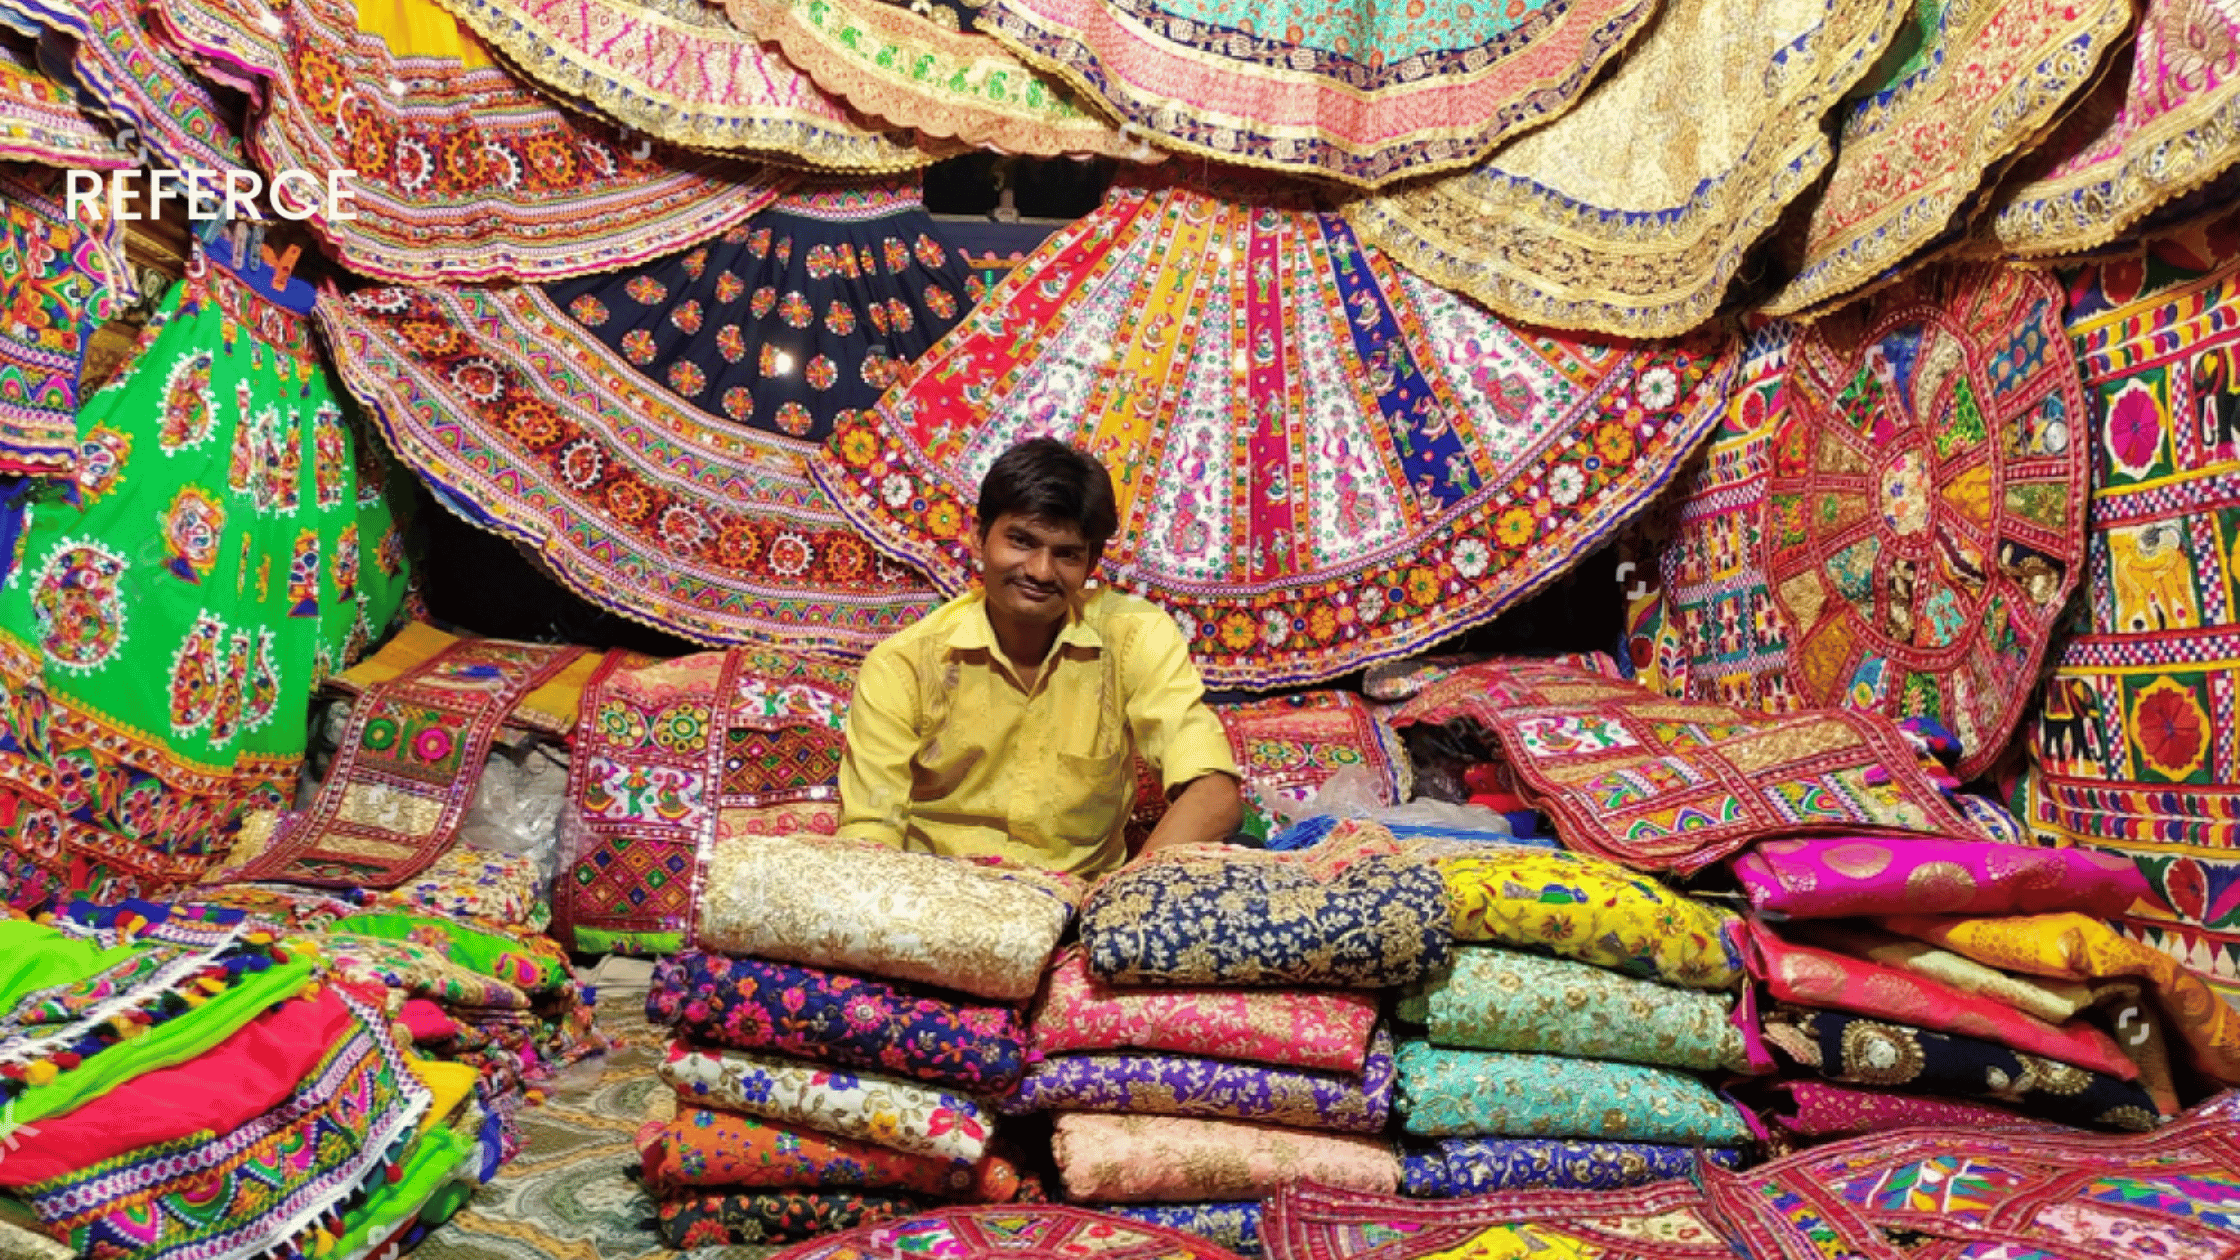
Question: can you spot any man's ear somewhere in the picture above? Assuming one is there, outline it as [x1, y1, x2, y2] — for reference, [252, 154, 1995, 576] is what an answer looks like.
[964, 518, 985, 569]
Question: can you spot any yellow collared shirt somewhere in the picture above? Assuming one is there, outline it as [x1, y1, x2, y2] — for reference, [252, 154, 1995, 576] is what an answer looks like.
[837, 586, 1239, 878]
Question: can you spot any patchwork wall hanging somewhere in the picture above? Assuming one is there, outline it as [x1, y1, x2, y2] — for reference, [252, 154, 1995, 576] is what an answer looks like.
[0, 254, 412, 910]
[228, 637, 586, 888]
[0, 0, 247, 173]
[146, 0, 788, 282]
[1629, 265, 2088, 779]
[724, 0, 1134, 158]
[812, 173, 1736, 688]
[1260, 1180, 1829, 1260]
[1761, 264, 2088, 776]
[975, 0, 1656, 186]
[557, 646, 851, 955]
[421, 0, 959, 166]
[1129, 691, 1412, 844]
[1396, 661, 1974, 873]
[319, 183, 969, 650]
[0, 165, 133, 481]
[1343, 0, 1906, 337]
[1703, 1093, 2240, 1259]
[1976, 0, 2240, 257]
[2025, 238, 2240, 942]
[1759, 0, 2130, 316]
[0, 36, 137, 169]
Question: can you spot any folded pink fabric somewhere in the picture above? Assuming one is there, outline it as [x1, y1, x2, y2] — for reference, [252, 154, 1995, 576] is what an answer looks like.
[1028, 946, 1379, 1071]
[1050, 1113, 1398, 1203]
[1739, 919, 2137, 1080]
[397, 999, 460, 1043]
[1767, 1081, 2073, 1139]
[1731, 838, 2150, 919]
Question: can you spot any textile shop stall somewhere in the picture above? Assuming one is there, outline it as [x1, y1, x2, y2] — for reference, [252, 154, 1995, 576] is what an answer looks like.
[4, 0, 2240, 1255]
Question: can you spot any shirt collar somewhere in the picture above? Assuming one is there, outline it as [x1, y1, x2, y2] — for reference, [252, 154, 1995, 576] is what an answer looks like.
[946, 588, 1108, 662]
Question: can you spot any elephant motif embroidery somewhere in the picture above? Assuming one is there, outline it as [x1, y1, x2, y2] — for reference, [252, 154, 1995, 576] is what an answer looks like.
[2106, 522, 2200, 633]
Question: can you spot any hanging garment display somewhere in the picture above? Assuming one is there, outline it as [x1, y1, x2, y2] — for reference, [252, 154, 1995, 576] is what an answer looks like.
[1977, 0, 2240, 256]
[813, 173, 1736, 689]
[319, 180, 966, 650]
[146, 0, 787, 281]
[1759, 0, 2130, 315]
[1628, 266, 2088, 779]
[0, 253, 412, 908]
[723, 0, 1133, 158]
[976, 0, 1656, 186]
[2025, 228, 2240, 942]
[0, 164, 132, 481]
[420, 0, 959, 165]
[1343, 0, 1905, 336]
[0, 35, 136, 168]
[2, 0, 248, 172]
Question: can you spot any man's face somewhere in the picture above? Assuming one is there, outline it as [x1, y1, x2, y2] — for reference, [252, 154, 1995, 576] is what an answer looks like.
[972, 512, 1098, 630]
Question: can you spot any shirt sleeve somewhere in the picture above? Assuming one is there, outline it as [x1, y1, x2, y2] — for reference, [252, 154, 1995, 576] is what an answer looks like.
[1119, 607, 1240, 796]
[837, 642, 921, 849]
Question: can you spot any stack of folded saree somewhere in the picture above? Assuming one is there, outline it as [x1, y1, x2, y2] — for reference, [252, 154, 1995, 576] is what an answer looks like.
[1047, 821, 1458, 1252]
[640, 833, 1082, 1246]
[1728, 836, 2240, 1138]
[0, 904, 491, 1260]
[1402, 847, 1759, 1192]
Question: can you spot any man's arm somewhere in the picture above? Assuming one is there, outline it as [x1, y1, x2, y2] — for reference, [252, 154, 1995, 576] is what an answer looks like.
[1140, 770, 1242, 856]
[836, 647, 920, 849]
[1119, 606, 1245, 856]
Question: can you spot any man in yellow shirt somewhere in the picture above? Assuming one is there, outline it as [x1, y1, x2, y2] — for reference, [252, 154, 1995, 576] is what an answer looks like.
[837, 438, 1243, 879]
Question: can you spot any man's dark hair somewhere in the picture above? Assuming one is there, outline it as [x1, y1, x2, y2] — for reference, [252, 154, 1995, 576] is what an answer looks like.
[976, 438, 1119, 547]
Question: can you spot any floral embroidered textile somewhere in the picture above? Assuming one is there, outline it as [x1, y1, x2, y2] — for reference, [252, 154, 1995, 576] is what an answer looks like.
[4, 0, 247, 173]
[1740, 918, 2137, 1079]
[1786, 922, 2099, 1026]
[1414, 661, 1975, 873]
[2024, 245, 2240, 939]
[0, 40, 136, 169]
[1050, 1113, 1399, 1203]
[1002, 1027, 1395, 1132]
[375, 848, 550, 931]
[725, 0, 1132, 157]
[646, 950, 1027, 1092]
[1027, 946, 1379, 1072]
[976, 0, 1655, 186]
[1882, 912, 2240, 1088]
[660, 1041, 998, 1163]
[1439, 846, 1744, 990]
[1261, 1180, 1771, 1260]
[811, 173, 1735, 688]
[231, 637, 586, 888]
[319, 281, 940, 652]
[1393, 1039, 1752, 1144]
[1107, 1204, 1262, 1258]
[1980, 0, 2240, 255]
[655, 1191, 921, 1247]
[1761, 0, 2130, 314]
[771, 1205, 1257, 1260]
[639, 1105, 1020, 1198]
[420, 0, 943, 168]
[1759, 1004, 2163, 1131]
[0, 165, 131, 480]
[1345, 0, 1905, 336]
[1762, 1080, 2071, 1139]
[1398, 946, 1746, 1072]
[1758, 265, 2089, 776]
[1078, 823, 1452, 988]
[1400, 1139, 1744, 1197]
[0, 256, 411, 909]
[696, 833, 1076, 1001]
[147, 0, 786, 281]
[1731, 837, 2152, 921]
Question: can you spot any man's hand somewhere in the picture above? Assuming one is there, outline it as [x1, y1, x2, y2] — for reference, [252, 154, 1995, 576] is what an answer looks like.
[1138, 772, 1245, 859]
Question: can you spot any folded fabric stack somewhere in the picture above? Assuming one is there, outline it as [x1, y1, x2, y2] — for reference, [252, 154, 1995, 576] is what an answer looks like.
[1402, 847, 1758, 1190]
[184, 873, 602, 1166]
[0, 904, 490, 1260]
[1730, 836, 2240, 1137]
[641, 831, 1082, 1247]
[1039, 821, 1458, 1253]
